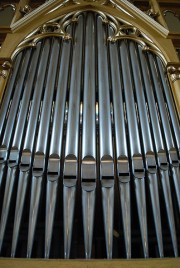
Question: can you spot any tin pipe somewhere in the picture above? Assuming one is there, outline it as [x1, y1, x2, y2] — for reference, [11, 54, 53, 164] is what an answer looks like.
[63, 15, 83, 259]
[81, 13, 96, 259]
[97, 16, 114, 259]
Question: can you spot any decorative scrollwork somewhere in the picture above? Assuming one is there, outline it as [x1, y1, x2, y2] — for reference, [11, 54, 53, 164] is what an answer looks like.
[163, 10, 180, 20]
[12, 9, 166, 63]
[167, 64, 180, 82]
[20, 5, 33, 16]
[0, 60, 12, 79]
[12, 14, 75, 59]
[102, 12, 166, 63]
[145, 8, 158, 19]
[0, 4, 16, 12]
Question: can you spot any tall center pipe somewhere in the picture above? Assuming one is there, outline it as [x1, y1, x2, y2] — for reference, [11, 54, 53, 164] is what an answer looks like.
[81, 12, 96, 259]
[97, 16, 114, 259]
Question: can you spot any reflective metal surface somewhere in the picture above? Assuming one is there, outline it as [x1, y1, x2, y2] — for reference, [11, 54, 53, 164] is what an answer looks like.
[0, 11, 179, 260]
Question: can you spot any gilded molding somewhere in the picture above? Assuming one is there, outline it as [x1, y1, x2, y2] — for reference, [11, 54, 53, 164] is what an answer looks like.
[11, 0, 69, 32]
[10, 0, 169, 39]
[167, 63, 180, 83]
[119, 0, 168, 36]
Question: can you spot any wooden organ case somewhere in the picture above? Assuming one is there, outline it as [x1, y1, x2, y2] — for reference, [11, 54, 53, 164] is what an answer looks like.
[0, 0, 179, 267]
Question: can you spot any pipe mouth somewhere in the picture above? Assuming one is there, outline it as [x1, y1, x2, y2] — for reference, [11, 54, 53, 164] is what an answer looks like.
[169, 148, 179, 167]
[132, 154, 145, 179]
[8, 148, 19, 168]
[100, 155, 114, 180]
[117, 156, 130, 182]
[0, 146, 7, 164]
[81, 156, 96, 182]
[47, 157, 60, 178]
[64, 155, 77, 178]
[32, 152, 45, 177]
[146, 152, 157, 174]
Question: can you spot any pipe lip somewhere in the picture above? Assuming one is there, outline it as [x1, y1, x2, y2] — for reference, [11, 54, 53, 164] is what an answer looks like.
[47, 157, 60, 176]
[0, 145, 8, 164]
[132, 154, 145, 179]
[81, 157, 96, 181]
[8, 148, 19, 168]
[32, 152, 45, 177]
[117, 156, 130, 182]
[100, 156, 114, 180]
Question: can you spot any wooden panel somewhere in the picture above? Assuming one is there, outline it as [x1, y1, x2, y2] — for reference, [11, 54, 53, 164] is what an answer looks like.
[0, 258, 180, 268]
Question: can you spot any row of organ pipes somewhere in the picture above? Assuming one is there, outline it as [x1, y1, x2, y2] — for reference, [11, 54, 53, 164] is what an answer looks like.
[0, 12, 179, 259]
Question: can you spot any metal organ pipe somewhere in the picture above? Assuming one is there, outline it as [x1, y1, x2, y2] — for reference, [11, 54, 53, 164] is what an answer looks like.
[0, 11, 179, 260]
[97, 16, 114, 259]
[81, 13, 96, 260]
[63, 15, 83, 259]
